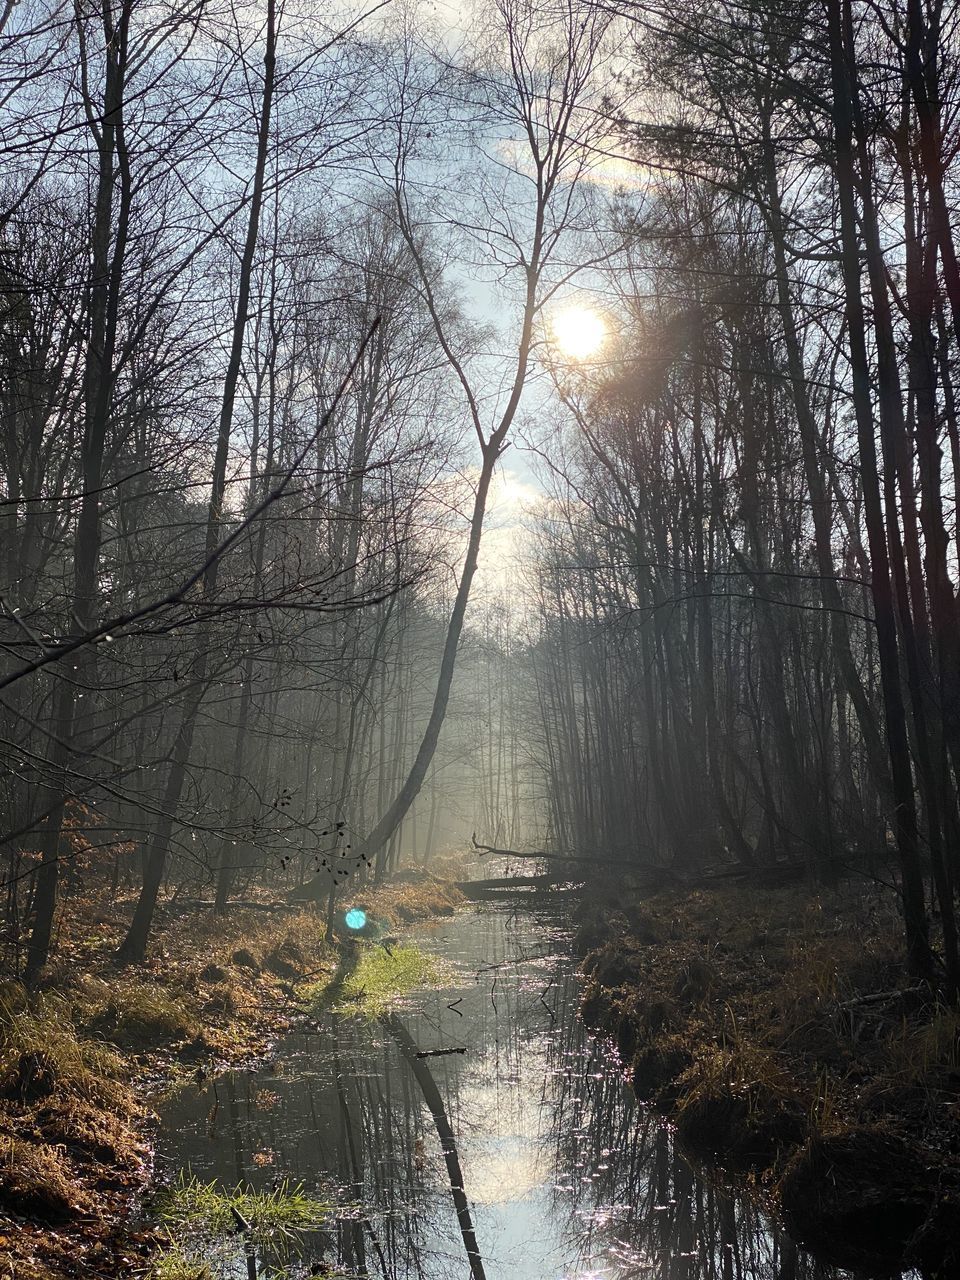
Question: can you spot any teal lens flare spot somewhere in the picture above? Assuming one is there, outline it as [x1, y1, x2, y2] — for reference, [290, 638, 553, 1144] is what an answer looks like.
[345, 908, 367, 930]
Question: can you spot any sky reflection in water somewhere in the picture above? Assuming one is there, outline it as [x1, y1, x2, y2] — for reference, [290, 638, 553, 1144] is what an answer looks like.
[156, 905, 883, 1280]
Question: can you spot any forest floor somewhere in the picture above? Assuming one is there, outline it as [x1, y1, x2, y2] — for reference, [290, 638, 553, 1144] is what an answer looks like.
[574, 875, 960, 1278]
[0, 872, 464, 1280]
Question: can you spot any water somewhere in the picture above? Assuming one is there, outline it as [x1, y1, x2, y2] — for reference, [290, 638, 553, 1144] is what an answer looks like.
[155, 903, 874, 1279]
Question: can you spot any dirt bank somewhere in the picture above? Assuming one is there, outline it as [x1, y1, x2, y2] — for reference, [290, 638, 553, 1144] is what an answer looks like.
[0, 874, 463, 1280]
[574, 879, 960, 1278]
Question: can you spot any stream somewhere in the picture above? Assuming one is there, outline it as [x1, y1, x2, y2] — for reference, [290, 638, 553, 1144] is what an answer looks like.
[156, 901, 903, 1279]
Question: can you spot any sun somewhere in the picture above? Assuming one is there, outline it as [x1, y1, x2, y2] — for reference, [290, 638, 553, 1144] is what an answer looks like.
[550, 304, 608, 360]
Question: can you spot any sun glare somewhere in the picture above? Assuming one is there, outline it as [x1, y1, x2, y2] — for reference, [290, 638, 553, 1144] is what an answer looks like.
[550, 305, 607, 360]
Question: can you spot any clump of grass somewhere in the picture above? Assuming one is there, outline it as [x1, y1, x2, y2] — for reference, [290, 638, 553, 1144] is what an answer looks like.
[675, 1042, 807, 1171]
[337, 944, 442, 1015]
[261, 934, 309, 981]
[0, 979, 29, 1015]
[0, 996, 128, 1110]
[631, 1034, 694, 1106]
[673, 954, 719, 1005]
[891, 1005, 960, 1079]
[85, 982, 197, 1049]
[201, 982, 239, 1017]
[0, 1135, 82, 1219]
[148, 1235, 214, 1280]
[155, 1172, 329, 1264]
[198, 963, 229, 984]
[0, 997, 143, 1179]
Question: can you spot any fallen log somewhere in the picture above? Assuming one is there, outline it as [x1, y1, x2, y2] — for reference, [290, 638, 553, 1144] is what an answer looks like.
[456, 874, 582, 900]
[838, 985, 924, 1010]
[469, 833, 654, 868]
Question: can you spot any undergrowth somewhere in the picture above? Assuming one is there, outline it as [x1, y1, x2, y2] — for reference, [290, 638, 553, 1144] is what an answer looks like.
[84, 980, 200, 1049]
[576, 878, 960, 1273]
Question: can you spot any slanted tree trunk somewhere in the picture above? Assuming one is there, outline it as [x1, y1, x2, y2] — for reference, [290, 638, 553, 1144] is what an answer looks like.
[382, 1012, 487, 1280]
[367, 430, 508, 876]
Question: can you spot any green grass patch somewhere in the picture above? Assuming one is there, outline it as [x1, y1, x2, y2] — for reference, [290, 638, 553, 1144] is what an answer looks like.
[155, 1172, 329, 1254]
[338, 943, 442, 1015]
[148, 1236, 213, 1280]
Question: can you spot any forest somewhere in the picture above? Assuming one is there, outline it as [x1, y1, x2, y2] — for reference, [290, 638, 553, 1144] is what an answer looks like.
[2, 0, 960, 1276]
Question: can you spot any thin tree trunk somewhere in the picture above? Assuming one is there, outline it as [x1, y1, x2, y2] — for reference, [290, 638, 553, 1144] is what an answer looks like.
[25, 0, 132, 980]
[827, 0, 932, 982]
[117, 0, 277, 963]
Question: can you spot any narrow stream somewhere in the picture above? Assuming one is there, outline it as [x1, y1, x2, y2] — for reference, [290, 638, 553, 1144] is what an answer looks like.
[156, 903, 896, 1279]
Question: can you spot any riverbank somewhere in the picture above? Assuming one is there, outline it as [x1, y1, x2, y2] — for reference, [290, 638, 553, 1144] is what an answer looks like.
[0, 874, 463, 1280]
[574, 878, 960, 1277]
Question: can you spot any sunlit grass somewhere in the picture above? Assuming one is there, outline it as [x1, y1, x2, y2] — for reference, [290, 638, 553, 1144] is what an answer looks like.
[153, 1172, 330, 1275]
[148, 1236, 213, 1280]
[339, 944, 443, 1015]
[0, 994, 128, 1108]
[301, 941, 444, 1017]
[156, 1171, 329, 1240]
[84, 981, 198, 1049]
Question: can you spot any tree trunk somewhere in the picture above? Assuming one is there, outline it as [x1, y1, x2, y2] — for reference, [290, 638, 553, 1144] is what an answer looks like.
[117, 0, 276, 963]
[827, 0, 932, 982]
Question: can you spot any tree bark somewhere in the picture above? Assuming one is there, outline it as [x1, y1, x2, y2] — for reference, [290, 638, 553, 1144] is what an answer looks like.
[117, 0, 277, 963]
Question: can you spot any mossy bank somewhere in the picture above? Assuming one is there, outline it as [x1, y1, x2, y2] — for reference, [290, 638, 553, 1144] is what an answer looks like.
[574, 879, 960, 1279]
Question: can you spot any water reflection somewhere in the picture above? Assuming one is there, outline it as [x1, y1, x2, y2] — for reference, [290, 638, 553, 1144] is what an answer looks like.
[156, 906, 888, 1279]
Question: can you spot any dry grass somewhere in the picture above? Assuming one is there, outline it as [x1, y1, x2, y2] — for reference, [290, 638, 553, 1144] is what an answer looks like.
[0, 996, 130, 1112]
[888, 1005, 960, 1080]
[0, 1136, 81, 1218]
[84, 981, 199, 1050]
[0, 993, 146, 1280]
[576, 877, 960, 1272]
[674, 1042, 808, 1171]
[0, 870, 465, 1278]
[378, 877, 462, 923]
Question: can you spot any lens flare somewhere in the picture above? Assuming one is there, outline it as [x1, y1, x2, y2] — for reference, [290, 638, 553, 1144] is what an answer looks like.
[345, 908, 367, 930]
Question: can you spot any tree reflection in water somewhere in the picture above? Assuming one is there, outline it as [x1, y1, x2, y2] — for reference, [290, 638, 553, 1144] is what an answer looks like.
[156, 907, 891, 1279]
[546, 1026, 820, 1279]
